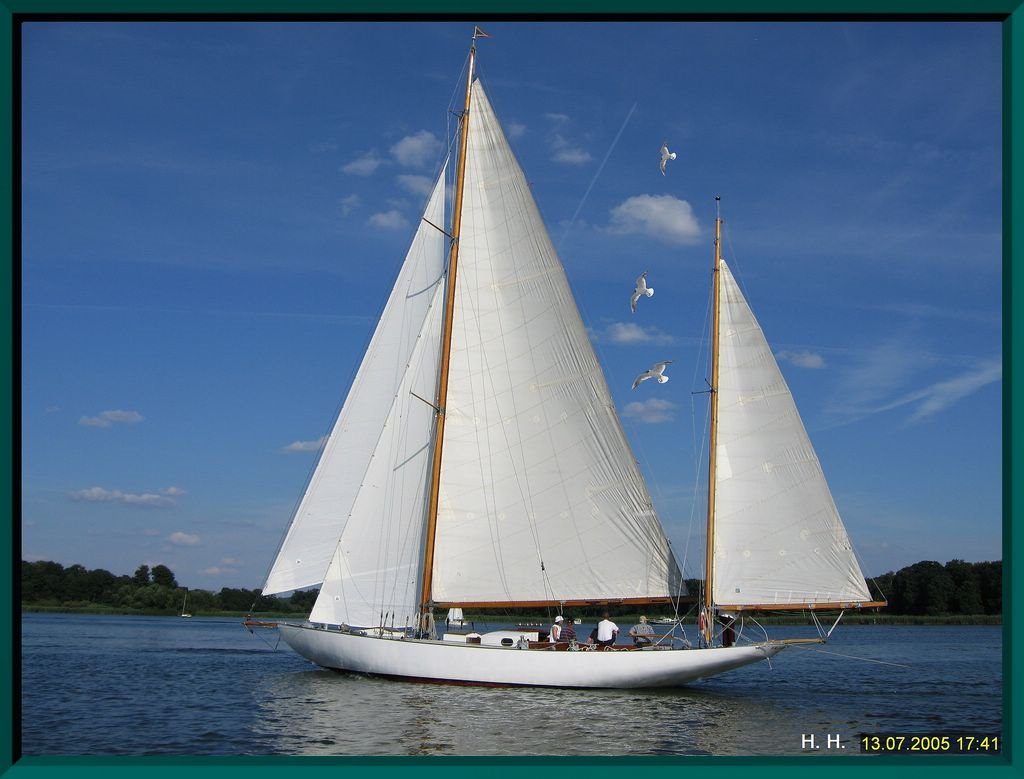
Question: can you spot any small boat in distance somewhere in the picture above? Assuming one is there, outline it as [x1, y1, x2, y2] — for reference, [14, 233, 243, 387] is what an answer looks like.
[180, 590, 192, 618]
[250, 28, 883, 688]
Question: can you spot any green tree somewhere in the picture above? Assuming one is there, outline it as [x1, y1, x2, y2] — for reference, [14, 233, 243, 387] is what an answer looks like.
[185, 588, 216, 614]
[289, 588, 319, 611]
[976, 561, 1002, 615]
[868, 571, 894, 606]
[217, 587, 264, 611]
[151, 564, 178, 588]
[892, 561, 954, 615]
[130, 583, 178, 610]
[945, 559, 983, 614]
[21, 560, 66, 601]
[132, 565, 151, 586]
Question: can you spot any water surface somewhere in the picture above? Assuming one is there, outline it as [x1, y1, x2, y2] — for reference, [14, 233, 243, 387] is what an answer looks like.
[20, 613, 1003, 756]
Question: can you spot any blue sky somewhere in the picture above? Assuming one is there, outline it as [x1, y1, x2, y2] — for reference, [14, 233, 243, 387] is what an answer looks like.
[20, 21, 1002, 592]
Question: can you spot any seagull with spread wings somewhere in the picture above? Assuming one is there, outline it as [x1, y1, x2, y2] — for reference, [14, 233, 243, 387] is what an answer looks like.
[632, 360, 673, 390]
[659, 142, 677, 176]
[630, 271, 654, 313]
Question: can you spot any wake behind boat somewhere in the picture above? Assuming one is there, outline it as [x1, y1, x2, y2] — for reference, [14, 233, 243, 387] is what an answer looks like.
[249, 28, 882, 689]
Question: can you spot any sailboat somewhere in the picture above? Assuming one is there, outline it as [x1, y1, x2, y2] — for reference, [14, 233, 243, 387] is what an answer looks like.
[252, 30, 882, 688]
[180, 590, 192, 618]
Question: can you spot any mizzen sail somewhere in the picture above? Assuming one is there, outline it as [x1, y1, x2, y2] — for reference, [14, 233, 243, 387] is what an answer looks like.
[711, 259, 871, 608]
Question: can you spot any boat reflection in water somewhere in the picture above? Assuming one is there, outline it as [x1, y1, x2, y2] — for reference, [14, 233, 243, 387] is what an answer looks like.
[252, 656, 810, 756]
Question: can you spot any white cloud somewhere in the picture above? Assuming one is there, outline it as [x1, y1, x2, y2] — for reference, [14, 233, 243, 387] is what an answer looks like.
[827, 338, 1001, 425]
[907, 359, 1002, 422]
[340, 194, 361, 216]
[342, 152, 384, 176]
[777, 350, 827, 369]
[548, 128, 592, 166]
[606, 194, 701, 245]
[545, 113, 570, 123]
[603, 321, 675, 346]
[202, 566, 237, 576]
[309, 140, 338, 153]
[390, 130, 442, 169]
[397, 174, 433, 197]
[282, 436, 326, 454]
[508, 122, 527, 139]
[623, 398, 677, 424]
[553, 147, 592, 165]
[79, 409, 143, 428]
[69, 486, 179, 508]
[832, 338, 933, 413]
[369, 210, 410, 231]
[168, 531, 200, 546]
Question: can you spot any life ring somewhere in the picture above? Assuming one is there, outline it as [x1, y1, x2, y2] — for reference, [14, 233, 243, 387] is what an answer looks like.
[697, 609, 707, 633]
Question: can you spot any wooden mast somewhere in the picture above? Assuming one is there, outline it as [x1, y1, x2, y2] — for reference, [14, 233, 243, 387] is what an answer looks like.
[419, 31, 479, 621]
[703, 196, 723, 645]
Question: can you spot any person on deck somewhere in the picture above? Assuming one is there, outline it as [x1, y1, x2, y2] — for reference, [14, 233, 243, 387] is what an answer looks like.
[719, 613, 736, 648]
[559, 616, 577, 643]
[595, 612, 619, 647]
[549, 615, 563, 643]
[629, 615, 655, 646]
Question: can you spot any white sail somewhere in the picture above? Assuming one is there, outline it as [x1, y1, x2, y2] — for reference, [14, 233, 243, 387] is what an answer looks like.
[308, 282, 445, 627]
[431, 82, 682, 605]
[263, 164, 448, 600]
[711, 259, 871, 607]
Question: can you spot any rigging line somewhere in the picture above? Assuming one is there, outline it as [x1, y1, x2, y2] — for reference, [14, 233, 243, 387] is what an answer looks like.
[556, 101, 639, 250]
[785, 642, 913, 669]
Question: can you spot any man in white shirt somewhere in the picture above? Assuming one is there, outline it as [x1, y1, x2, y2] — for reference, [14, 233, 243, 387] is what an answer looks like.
[595, 612, 619, 647]
[549, 615, 563, 642]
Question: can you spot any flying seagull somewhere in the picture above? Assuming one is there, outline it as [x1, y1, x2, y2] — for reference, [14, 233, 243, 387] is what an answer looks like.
[630, 271, 654, 313]
[659, 142, 677, 176]
[632, 360, 673, 390]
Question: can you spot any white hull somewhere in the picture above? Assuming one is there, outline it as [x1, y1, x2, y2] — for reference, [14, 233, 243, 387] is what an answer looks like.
[278, 624, 785, 689]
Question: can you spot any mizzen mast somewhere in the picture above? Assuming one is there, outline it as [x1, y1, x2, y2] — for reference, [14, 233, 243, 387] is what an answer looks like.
[419, 29, 481, 619]
[703, 196, 723, 645]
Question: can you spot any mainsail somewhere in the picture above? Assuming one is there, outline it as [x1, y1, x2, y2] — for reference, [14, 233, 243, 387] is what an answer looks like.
[432, 83, 681, 606]
[710, 259, 871, 608]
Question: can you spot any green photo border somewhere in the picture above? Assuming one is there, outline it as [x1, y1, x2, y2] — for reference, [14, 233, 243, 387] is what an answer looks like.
[2, 2, 1019, 775]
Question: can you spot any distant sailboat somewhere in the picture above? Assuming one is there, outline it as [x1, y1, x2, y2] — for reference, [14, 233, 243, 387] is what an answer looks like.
[180, 590, 192, 618]
[250, 30, 882, 688]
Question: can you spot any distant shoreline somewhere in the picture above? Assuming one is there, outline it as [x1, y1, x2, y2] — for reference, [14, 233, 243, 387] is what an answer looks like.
[20, 605, 1002, 625]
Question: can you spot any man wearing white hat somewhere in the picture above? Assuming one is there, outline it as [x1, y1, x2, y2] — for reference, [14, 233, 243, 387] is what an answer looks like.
[549, 615, 563, 643]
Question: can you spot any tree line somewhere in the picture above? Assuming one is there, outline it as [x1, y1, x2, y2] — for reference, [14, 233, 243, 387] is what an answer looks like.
[866, 559, 1001, 616]
[20, 558, 1001, 617]
[20, 560, 316, 615]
